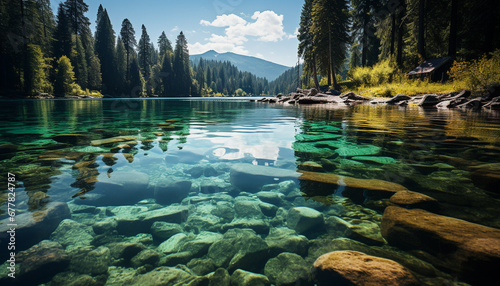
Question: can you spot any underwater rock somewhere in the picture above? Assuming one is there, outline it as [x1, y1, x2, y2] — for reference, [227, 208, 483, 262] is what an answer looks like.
[208, 229, 270, 273]
[230, 163, 300, 192]
[68, 246, 111, 276]
[47, 272, 100, 286]
[75, 171, 151, 206]
[187, 258, 217, 276]
[351, 156, 397, 164]
[230, 269, 271, 286]
[313, 251, 419, 286]
[154, 179, 192, 205]
[52, 134, 90, 145]
[335, 144, 382, 157]
[298, 171, 408, 200]
[346, 219, 386, 246]
[222, 218, 270, 235]
[469, 163, 500, 195]
[158, 233, 189, 254]
[256, 191, 286, 206]
[50, 219, 95, 250]
[179, 231, 223, 259]
[150, 221, 183, 242]
[108, 242, 146, 264]
[10, 240, 70, 285]
[0, 143, 18, 154]
[295, 133, 343, 142]
[130, 249, 160, 268]
[389, 190, 438, 210]
[259, 202, 278, 217]
[298, 161, 324, 172]
[265, 227, 309, 257]
[90, 135, 138, 146]
[381, 206, 500, 284]
[160, 251, 193, 266]
[324, 216, 351, 237]
[287, 207, 325, 237]
[234, 200, 265, 219]
[264, 252, 312, 286]
[92, 217, 118, 235]
[113, 205, 189, 235]
[292, 142, 337, 159]
[0, 202, 70, 255]
[125, 266, 200, 285]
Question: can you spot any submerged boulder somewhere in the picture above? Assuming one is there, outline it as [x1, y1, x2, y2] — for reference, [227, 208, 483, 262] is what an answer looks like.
[287, 207, 325, 237]
[230, 269, 270, 286]
[313, 251, 419, 286]
[0, 202, 70, 255]
[230, 163, 299, 192]
[264, 252, 312, 286]
[381, 206, 500, 284]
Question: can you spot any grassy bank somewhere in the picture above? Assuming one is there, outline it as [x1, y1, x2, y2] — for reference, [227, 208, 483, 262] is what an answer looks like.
[341, 51, 500, 98]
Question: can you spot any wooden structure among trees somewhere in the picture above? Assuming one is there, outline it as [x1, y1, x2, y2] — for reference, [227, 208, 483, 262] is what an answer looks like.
[407, 57, 453, 82]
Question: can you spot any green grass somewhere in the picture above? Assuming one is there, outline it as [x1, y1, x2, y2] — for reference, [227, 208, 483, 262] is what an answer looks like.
[347, 80, 466, 98]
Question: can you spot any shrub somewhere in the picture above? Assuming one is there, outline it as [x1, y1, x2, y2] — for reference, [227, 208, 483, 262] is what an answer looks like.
[449, 50, 500, 94]
[349, 59, 400, 87]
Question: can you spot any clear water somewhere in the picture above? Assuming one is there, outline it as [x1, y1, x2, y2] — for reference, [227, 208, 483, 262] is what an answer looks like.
[0, 98, 499, 285]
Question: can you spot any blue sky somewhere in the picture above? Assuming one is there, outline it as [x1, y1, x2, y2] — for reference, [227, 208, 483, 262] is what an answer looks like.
[51, 0, 303, 67]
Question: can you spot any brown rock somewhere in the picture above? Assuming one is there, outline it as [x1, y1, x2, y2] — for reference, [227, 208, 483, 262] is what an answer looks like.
[381, 206, 500, 284]
[469, 163, 500, 194]
[0, 143, 18, 154]
[90, 136, 138, 146]
[313, 251, 419, 286]
[389, 190, 438, 210]
[341, 92, 370, 101]
[299, 170, 408, 194]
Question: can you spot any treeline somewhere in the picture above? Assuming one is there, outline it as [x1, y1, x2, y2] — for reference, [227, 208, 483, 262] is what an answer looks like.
[298, 0, 500, 89]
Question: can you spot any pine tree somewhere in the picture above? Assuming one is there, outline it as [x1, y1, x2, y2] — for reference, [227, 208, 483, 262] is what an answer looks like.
[158, 31, 173, 56]
[120, 18, 136, 81]
[297, 0, 319, 88]
[311, 0, 350, 89]
[129, 57, 144, 97]
[138, 24, 151, 78]
[351, 0, 381, 66]
[73, 35, 88, 88]
[115, 37, 127, 95]
[160, 51, 174, 96]
[53, 3, 73, 59]
[94, 8, 116, 95]
[173, 31, 191, 96]
[54, 55, 77, 96]
[87, 55, 101, 90]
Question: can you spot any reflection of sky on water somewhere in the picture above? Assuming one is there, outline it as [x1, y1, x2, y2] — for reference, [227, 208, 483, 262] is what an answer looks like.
[181, 108, 299, 162]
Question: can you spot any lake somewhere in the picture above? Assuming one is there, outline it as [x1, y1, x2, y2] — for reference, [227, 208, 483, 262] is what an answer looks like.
[1, 98, 499, 285]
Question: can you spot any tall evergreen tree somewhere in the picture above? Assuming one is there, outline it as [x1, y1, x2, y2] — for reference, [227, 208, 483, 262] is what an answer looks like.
[138, 24, 151, 78]
[73, 35, 88, 88]
[115, 37, 127, 95]
[351, 0, 381, 66]
[94, 8, 116, 95]
[120, 18, 136, 81]
[159, 52, 174, 96]
[311, 0, 350, 89]
[297, 0, 319, 89]
[54, 55, 76, 96]
[53, 3, 73, 59]
[173, 31, 191, 96]
[87, 55, 101, 90]
[24, 44, 50, 95]
[62, 0, 90, 39]
[158, 31, 173, 55]
[128, 56, 144, 97]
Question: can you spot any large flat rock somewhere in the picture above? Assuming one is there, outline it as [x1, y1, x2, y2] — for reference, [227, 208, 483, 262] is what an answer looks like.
[0, 202, 70, 255]
[381, 206, 500, 284]
[230, 163, 300, 192]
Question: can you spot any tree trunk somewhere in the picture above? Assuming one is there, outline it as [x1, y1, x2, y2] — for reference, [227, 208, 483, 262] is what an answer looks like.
[312, 53, 320, 89]
[397, 0, 406, 68]
[390, 12, 396, 56]
[328, 25, 332, 87]
[418, 0, 426, 59]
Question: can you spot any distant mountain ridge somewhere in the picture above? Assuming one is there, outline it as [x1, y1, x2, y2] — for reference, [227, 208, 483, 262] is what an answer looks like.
[190, 50, 291, 81]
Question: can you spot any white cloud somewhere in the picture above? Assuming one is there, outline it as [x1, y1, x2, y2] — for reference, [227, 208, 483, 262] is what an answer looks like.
[190, 10, 290, 55]
[171, 26, 179, 32]
[288, 27, 299, 39]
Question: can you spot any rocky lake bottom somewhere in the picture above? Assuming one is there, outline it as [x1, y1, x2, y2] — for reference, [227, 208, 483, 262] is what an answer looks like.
[0, 99, 499, 285]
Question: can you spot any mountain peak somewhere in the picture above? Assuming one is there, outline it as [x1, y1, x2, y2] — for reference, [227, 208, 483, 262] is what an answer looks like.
[190, 51, 290, 81]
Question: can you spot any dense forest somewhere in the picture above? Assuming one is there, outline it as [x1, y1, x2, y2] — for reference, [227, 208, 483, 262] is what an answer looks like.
[0, 0, 296, 98]
[298, 0, 500, 92]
